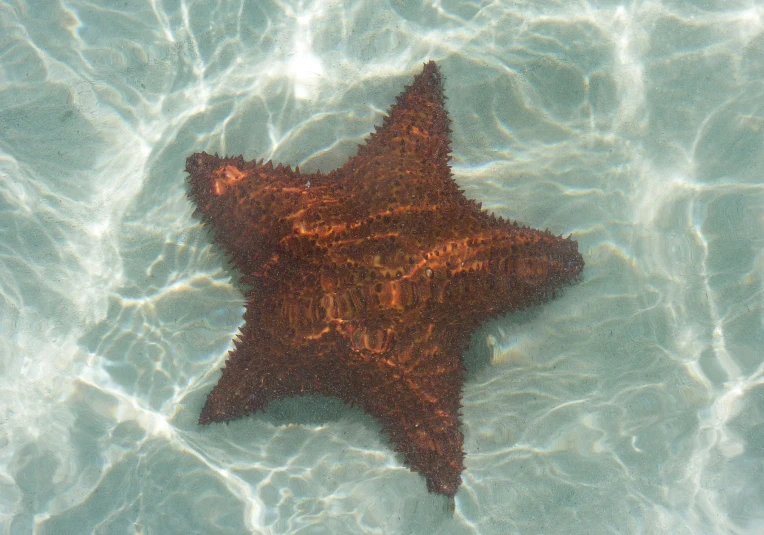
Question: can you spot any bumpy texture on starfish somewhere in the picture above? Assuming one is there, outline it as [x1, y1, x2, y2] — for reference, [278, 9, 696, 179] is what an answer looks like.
[186, 61, 584, 497]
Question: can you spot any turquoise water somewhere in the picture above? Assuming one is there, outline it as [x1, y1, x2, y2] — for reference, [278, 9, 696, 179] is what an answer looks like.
[1, 1, 763, 534]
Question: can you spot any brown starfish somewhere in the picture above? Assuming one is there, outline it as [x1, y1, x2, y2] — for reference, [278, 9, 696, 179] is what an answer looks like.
[186, 61, 583, 497]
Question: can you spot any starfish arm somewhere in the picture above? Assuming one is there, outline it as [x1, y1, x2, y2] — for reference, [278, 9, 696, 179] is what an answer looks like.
[341, 323, 470, 497]
[199, 268, 382, 424]
[185, 152, 334, 279]
[199, 306, 336, 424]
[197, 329, 305, 425]
[336, 61, 467, 214]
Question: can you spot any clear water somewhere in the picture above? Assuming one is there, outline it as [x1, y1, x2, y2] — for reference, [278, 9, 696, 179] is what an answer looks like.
[1, 1, 763, 534]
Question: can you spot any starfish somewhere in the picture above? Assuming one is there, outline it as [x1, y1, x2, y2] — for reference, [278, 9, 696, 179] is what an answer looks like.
[186, 61, 583, 497]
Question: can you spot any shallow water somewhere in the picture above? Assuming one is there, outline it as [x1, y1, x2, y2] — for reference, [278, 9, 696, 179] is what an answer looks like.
[1, 1, 763, 534]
